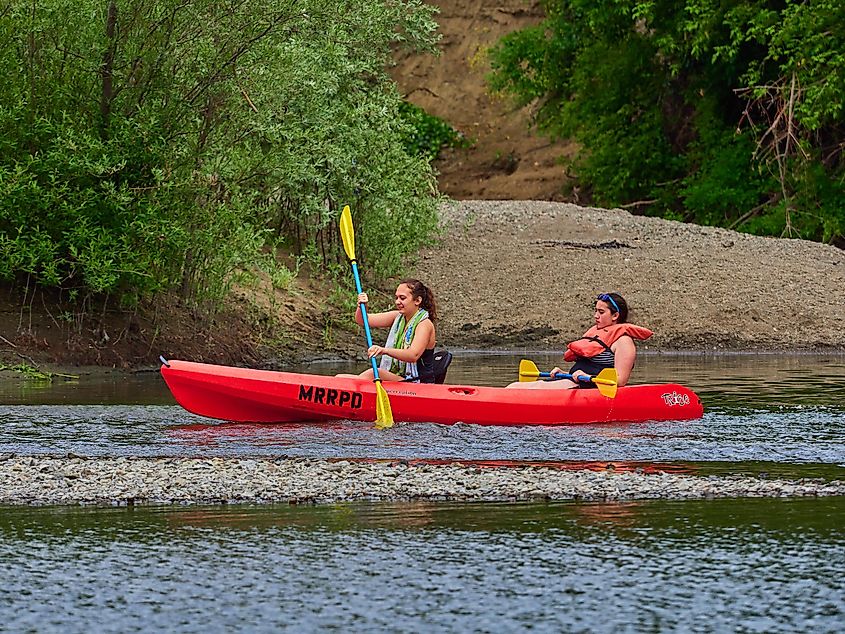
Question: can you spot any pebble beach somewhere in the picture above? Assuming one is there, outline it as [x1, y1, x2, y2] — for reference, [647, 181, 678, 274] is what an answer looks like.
[2, 456, 843, 507]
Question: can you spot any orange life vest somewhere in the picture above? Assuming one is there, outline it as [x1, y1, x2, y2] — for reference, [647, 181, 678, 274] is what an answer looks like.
[563, 323, 653, 362]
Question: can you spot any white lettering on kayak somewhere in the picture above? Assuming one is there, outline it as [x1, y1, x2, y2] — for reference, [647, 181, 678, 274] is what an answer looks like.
[298, 384, 363, 409]
[661, 391, 691, 407]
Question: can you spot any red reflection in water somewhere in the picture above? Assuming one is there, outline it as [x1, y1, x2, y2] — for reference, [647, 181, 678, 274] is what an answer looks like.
[168, 421, 359, 447]
[168, 423, 692, 474]
[171, 421, 356, 434]
[343, 458, 694, 475]
[570, 501, 644, 528]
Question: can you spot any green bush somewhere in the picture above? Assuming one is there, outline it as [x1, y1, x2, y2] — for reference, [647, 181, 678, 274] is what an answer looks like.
[489, 0, 845, 245]
[0, 0, 443, 307]
[398, 101, 469, 161]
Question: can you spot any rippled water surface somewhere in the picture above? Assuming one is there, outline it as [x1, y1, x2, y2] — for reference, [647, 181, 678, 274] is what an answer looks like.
[2, 498, 843, 633]
[2, 354, 844, 632]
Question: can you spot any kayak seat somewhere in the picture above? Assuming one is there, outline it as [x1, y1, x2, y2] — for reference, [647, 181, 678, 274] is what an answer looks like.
[432, 349, 453, 384]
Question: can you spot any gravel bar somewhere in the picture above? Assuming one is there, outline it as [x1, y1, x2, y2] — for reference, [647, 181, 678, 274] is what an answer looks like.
[1, 456, 843, 506]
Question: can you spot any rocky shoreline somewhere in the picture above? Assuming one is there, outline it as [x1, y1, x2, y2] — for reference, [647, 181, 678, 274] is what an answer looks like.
[2, 456, 842, 507]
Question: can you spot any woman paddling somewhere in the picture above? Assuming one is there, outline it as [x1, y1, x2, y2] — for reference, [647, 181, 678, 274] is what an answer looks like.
[337, 279, 438, 383]
[508, 292, 652, 389]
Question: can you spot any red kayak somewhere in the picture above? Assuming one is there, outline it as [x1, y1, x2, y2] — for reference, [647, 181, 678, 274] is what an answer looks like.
[160, 359, 704, 425]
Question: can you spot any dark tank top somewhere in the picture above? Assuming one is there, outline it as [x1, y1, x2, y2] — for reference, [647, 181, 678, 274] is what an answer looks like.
[414, 348, 436, 383]
[568, 345, 614, 389]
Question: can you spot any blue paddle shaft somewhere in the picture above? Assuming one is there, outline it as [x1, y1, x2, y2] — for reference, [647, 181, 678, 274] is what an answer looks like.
[349, 261, 382, 379]
[541, 372, 592, 383]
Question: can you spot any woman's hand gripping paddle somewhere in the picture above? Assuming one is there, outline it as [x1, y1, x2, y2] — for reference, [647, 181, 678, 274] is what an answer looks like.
[339, 205, 394, 429]
[518, 359, 619, 398]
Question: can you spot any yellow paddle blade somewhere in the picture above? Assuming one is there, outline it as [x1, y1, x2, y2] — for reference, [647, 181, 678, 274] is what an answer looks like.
[373, 380, 394, 429]
[518, 359, 541, 381]
[339, 205, 356, 261]
[596, 381, 618, 399]
[593, 368, 618, 398]
[593, 368, 618, 385]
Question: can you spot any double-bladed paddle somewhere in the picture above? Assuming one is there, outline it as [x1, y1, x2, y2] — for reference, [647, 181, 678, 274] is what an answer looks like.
[339, 205, 394, 429]
[518, 359, 618, 398]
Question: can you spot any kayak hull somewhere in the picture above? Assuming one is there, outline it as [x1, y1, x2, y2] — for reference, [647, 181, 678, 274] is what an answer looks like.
[160, 359, 704, 425]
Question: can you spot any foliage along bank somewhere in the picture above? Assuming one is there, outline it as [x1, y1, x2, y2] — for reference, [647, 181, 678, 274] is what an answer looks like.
[0, 0, 443, 312]
[489, 0, 845, 247]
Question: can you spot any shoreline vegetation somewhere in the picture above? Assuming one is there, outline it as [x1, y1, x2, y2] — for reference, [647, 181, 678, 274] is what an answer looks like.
[2, 456, 843, 507]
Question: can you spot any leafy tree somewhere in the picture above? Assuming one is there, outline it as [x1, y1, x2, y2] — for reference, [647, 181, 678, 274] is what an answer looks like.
[489, 0, 845, 245]
[0, 0, 442, 307]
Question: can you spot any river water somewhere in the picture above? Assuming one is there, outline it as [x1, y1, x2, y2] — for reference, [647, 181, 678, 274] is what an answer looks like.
[1, 353, 844, 632]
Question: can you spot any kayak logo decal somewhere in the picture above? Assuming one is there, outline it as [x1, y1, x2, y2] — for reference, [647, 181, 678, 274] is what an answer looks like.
[661, 391, 691, 407]
[298, 384, 363, 409]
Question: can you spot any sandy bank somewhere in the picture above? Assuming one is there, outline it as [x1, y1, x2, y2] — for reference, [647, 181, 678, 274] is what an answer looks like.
[414, 201, 845, 353]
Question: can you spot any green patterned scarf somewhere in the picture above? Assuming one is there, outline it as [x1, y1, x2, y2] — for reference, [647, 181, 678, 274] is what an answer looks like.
[379, 309, 430, 376]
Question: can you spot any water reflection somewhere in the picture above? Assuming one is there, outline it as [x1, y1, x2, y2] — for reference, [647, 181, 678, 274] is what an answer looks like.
[1, 499, 843, 632]
[2, 496, 843, 535]
[3, 357, 844, 633]
[0, 369, 165, 405]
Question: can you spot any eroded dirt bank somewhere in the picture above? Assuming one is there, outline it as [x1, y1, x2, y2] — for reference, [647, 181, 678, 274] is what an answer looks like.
[391, 0, 573, 201]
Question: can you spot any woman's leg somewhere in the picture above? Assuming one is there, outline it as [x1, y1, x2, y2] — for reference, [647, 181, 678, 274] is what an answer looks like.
[358, 367, 405, 381]
[505, 379, 578, 389]
[336, 368, 404, 382]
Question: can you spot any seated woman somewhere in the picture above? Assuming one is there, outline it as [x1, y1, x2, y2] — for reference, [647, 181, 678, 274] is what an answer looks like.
[337, 279, 438, 383]
[508, 292, 652, 389]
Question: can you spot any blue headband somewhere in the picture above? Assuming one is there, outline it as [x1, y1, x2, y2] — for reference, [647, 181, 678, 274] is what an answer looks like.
[597, 293, 620, 313]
